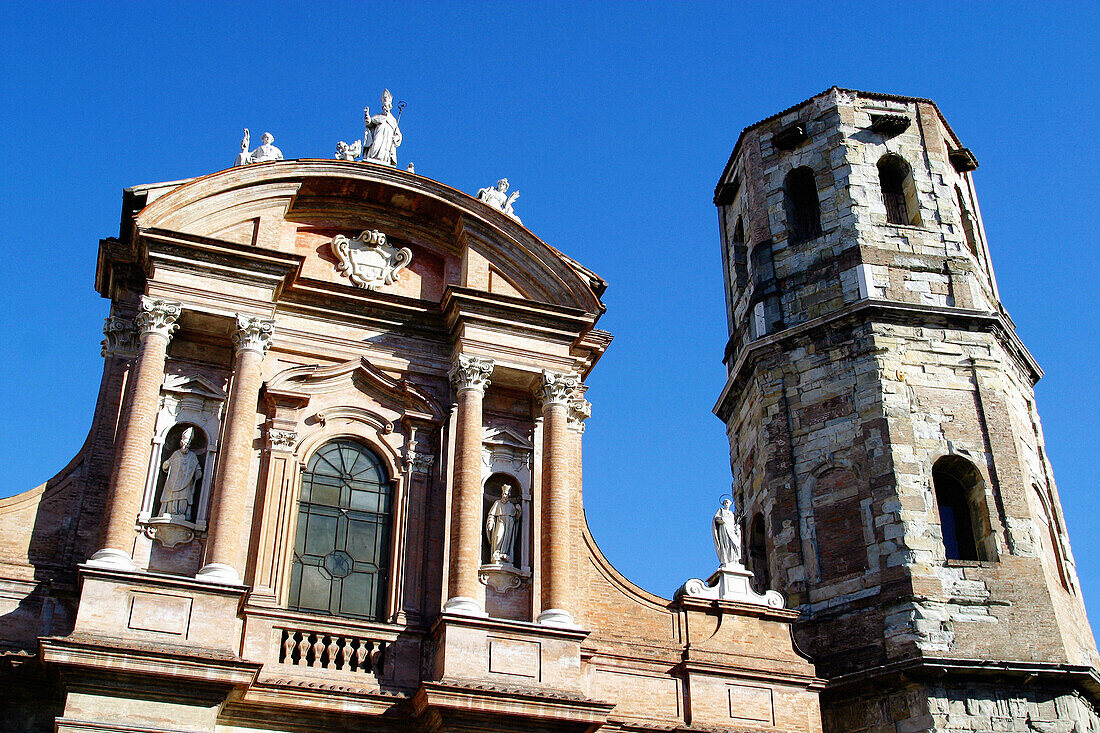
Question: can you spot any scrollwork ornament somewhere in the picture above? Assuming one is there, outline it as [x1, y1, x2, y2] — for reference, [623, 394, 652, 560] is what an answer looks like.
[135, 297, 183, 340]
[448, 356, 494, 395]
[568, 398, 592, 433]
[536, 370, 580, 409]
[267, 428, 298, 453]
[232, 315, 275, 355]
[101, 315, 138, 358]
[405, 450, 434, 475]
[330, 229, 412, 290]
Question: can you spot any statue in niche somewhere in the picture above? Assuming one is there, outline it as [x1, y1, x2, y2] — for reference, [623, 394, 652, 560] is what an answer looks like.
[713, 497, 743, 568]
[157, 427, 202, 519]
[335, 139, 363, 161]
[485, 484, 519, 564]
[363, 89, 402, 166]
[234, 129, 283, 166]
[476, 178, 522, 224]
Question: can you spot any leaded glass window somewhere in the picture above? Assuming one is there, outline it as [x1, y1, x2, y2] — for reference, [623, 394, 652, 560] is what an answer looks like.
[289, 439, 392, 620]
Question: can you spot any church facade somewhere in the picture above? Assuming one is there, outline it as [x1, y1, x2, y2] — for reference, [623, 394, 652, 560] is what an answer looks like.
[0, 88, 1095, 733]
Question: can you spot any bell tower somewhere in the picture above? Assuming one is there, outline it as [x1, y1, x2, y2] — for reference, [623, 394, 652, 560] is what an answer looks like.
[714, 88, 1100, 730]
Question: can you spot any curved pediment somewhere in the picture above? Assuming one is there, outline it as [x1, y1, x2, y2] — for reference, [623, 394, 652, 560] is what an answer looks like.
[266, 356, 445, 423]
[132, 160, 604, 312]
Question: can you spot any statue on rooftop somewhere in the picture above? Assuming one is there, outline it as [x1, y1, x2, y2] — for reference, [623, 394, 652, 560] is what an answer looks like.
[713, 497, 743, 568]
[363, 89, 402, 167]
[335, 139, 363, 161]
[476, 178, 522, 224]
[234, 129, 283, 166]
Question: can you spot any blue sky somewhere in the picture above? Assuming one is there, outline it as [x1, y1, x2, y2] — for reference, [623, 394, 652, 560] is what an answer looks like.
[1, 2, 1099, 631]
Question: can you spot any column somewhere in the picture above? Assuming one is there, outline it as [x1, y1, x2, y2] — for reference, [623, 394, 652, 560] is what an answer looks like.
[89, 297, 182, 570]
[536, 369, 580, 627]
[443, 355, 493, 615]
[566, 396, 591, 603]
[198, 315, 274, 584]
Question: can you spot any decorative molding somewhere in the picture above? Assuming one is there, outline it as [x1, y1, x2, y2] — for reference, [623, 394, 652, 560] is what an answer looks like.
[315, 406, 394, 434]
[267, 356, 445, 422]
[404, 438, 434, 475]
[479, 563, 528, 593]
[330, 229, 412, 290]
[267, 428, 298, 453]
[135, 296, 182, 340]
[142, 517, 199, 549]
[232, 315, 275, 355]
[678, 565, 784, 609]
[101, 315, 138, 358]
[448, 356, 494, 396]
[568, 398, 592, 433]
[536, 370, 580, 409]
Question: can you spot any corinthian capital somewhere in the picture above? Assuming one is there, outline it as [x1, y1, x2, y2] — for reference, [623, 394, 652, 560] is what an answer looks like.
[537, 370, 581, 410]
[101, 315, 138, 358]
[448, 355, 494, 395]
[568, 398, 592, 433]
[134, 297, 182, 340]
[232, 315, 276, 355]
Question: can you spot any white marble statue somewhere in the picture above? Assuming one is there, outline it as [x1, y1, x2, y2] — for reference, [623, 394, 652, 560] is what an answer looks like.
[335, 139, 363, 161]
[363, 90, 402, 166]
[485, 484, 519, 564]
[158, 428, 202, 518]
[476, 178, 522, 224]
[676, 496, 784, 608]
[235, 129, 284, 166]
[713, 497, 743, 568]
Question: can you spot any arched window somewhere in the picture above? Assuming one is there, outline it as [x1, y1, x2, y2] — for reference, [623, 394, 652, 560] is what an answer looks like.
[878, 155, 920, 226]
[932, 456, 985, 561]
[289, 439, 393, 620]
[784, 167, 822, 244]
[749, 513, 770, 593]
[732, 215, 749, 290]
[955, 185, 980, 258]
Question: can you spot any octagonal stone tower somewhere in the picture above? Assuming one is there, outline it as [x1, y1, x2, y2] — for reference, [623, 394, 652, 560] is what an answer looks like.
[714, 88, 1100, 730]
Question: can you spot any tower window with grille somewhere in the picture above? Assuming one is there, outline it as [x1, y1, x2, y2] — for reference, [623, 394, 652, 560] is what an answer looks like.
[878, 155, 920, 226]
[732, 216, 748, 290]
[955, 185, 981, 258]
[749, 513, 770, 593]
[289, 439, 393, 620]
[783, 167, 822, 244]
[933, 457, 982, 561]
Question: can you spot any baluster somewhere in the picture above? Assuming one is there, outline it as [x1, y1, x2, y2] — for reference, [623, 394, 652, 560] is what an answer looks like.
[296, 632, 310, 666]
[355, 638, 369, 672]
[326, 635, 339, 669]
[372, 641, 385, 675]
[339, 637, 352, 670]
[311, 634, 325, 668]
[281, 630, 295, 663]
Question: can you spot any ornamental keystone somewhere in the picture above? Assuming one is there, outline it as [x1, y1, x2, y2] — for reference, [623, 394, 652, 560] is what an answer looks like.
[448, 356, 494, 395]
[232, 315, 276, 355]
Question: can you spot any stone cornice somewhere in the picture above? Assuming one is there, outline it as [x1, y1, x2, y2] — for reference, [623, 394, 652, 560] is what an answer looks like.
[715, 299, 1042, 423]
